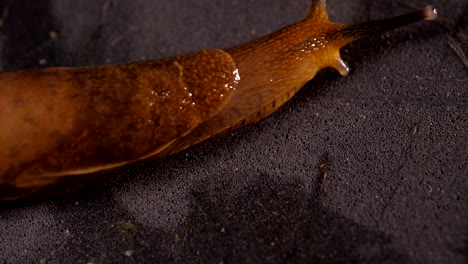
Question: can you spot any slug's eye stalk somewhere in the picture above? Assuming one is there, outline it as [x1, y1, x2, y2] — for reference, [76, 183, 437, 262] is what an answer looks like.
[331, 5, 438, 42]
[422, 5, 438, 20]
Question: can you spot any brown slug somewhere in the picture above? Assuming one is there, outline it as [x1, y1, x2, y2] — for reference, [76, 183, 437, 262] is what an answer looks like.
[0, 0, 437, 200]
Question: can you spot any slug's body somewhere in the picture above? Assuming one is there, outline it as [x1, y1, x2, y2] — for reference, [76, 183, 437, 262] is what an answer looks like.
[0, 1, 437, 200]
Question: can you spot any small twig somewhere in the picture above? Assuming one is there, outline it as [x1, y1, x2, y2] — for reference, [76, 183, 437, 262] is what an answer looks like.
[319, 162, 329, 192]
[101, 0, 113, 23]
[447, 35, 468, 68]
[0, 0, 10, 29]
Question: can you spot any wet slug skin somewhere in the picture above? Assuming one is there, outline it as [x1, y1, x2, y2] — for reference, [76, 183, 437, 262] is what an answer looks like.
[0, 0, 437, 200]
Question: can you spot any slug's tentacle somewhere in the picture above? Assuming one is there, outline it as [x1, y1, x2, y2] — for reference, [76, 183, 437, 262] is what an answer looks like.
[328, 5, 438, 43]
[324, 5, 437, 75]
[305, 0, 327, 20]
[333, 58, 351, 76]
[0, 0, 437, 200]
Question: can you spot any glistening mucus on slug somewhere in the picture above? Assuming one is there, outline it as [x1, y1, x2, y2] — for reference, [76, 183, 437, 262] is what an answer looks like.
[0, 0, 438, 200]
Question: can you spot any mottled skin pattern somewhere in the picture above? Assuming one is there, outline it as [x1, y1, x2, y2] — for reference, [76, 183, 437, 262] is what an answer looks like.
[0, 0, 436, 199]
[0, 50, 237, 199]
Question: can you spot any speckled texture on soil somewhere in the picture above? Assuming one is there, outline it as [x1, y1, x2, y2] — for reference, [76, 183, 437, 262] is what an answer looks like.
[0, 0, 467, 263]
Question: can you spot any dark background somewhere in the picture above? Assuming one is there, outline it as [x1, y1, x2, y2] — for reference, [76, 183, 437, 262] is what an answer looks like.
[0, 0, 467, 263]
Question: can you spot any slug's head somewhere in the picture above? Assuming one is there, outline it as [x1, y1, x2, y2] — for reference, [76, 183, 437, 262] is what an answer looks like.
[301, 0, 437, 76]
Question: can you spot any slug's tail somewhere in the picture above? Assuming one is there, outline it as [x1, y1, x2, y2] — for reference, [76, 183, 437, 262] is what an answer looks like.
[331, 5, 437, 41]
